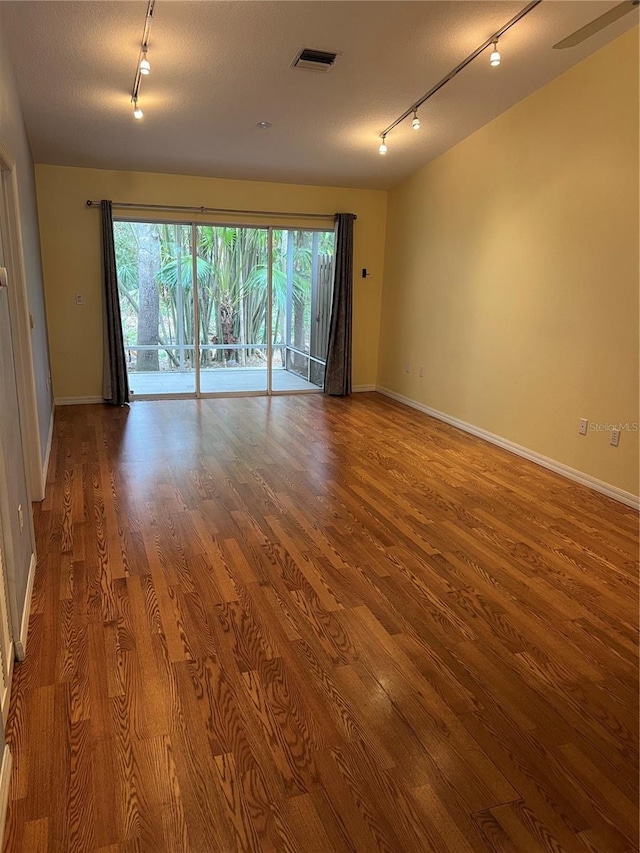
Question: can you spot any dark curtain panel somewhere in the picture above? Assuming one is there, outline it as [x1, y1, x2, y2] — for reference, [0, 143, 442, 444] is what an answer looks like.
[100, 200, 129, 406]
[324, 212, 356, 396]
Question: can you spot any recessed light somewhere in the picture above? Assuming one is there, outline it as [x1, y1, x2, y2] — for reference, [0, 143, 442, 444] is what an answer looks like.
[257, 121, 272, 129]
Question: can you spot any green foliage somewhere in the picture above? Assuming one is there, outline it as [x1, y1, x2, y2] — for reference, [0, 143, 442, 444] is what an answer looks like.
[114, 221, 334, 368]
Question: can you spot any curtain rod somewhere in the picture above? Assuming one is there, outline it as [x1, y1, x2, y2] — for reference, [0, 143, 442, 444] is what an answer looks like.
[85, 200, 353, 221]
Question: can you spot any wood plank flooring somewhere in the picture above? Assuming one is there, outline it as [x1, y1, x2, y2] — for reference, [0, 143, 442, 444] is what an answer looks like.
[3, 393, 638, 852]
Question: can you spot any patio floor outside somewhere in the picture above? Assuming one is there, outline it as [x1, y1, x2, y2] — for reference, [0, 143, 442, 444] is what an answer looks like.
[127, 367, 320, 397]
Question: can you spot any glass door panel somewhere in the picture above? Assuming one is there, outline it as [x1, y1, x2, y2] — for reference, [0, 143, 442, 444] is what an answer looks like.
[115, 220, 334, 399]
[271, 229, 335, 392]
[196, 225, 268, 394]
[115, 222, 195, 397]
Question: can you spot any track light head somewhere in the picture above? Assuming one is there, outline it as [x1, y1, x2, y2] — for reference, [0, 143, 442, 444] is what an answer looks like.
[378, 136, 388, 155]
[133, 100, 144, 119]
[140, 51, 151, 75]
[411, 110, 420, 131]
[490, 41, 501, 67]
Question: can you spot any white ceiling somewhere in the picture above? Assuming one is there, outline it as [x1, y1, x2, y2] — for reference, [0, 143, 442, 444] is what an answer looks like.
[1, 1, 637, 190]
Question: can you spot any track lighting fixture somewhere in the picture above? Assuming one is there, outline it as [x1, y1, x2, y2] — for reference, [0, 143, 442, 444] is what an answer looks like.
[140, 49, 151, 75]
[130, 0, 155, 119]
[375, 0, 540, 154]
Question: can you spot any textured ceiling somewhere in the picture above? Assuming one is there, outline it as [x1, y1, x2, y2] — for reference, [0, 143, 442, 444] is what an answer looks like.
[1, 1, 637, 190]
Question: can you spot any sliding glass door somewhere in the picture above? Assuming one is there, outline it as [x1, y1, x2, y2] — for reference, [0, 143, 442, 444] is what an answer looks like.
[196, 226, 268, 394]
[115, 222, 195, 396]
[114, 219, 335, 398]
[272, 229, 335, 391]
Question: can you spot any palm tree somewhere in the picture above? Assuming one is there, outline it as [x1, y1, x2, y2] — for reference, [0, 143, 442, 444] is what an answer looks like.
[114, 222, 335, 375]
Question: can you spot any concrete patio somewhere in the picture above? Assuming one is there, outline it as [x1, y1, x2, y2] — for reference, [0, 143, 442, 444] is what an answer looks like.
[127, 367, 320, 396]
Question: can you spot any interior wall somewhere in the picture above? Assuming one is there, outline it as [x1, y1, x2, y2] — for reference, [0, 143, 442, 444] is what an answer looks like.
[0, 14, 51, 626]
[378, 29, 639, 497]
[0, 15, 53, 466]
[34, 165, 387, 399]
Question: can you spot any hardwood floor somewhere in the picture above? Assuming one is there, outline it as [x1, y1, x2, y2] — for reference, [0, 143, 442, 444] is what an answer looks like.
[3, 393, 638, 852]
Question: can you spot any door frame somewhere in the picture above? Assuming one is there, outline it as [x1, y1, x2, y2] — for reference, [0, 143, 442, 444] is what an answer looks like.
[0, 496, 15, 725]
[0, 140, 44, 500]
[115, 217, 333, 400]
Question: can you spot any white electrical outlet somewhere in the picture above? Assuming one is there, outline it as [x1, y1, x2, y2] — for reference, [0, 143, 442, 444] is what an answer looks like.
[579, 418, 588, 435]
[610, 429, 620, 447]
[17, 504, 23, 532]
[75, 293, 84, 306]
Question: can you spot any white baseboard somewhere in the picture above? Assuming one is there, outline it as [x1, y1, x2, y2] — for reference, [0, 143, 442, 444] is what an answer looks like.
[1, 640, 14, 728]
[14, 551, 36, 661]
[376, 386, 640, 510]
[54, 396, 104, 406]
[352, 385, 377, 393]
[39, 406, 55, 497]
[0, 745, 12, 845]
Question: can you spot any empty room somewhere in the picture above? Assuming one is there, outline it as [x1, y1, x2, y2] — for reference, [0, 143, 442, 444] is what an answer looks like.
[0, 1, 638, 850]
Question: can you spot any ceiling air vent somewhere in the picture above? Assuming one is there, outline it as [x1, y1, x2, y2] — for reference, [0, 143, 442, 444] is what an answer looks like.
[292, 48, 339, 72]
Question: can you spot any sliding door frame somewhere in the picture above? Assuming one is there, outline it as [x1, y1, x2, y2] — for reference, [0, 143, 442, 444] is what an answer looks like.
[267, 227, 273, 396]
[115, 216, 333, 401]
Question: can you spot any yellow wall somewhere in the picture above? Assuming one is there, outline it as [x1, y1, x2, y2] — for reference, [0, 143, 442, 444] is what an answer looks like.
[378, 29, 639, 497]
[35, 165, 387, 398]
